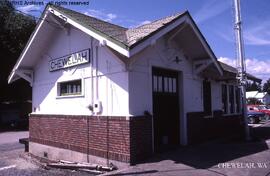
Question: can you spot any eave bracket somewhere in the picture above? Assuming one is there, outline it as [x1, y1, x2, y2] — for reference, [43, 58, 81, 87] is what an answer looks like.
[15, 69, 33, 87]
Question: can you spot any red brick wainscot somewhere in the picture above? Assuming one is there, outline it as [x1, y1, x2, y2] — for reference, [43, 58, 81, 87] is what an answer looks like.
[29, 114, 153, 165]
[187, 110, 245, 144]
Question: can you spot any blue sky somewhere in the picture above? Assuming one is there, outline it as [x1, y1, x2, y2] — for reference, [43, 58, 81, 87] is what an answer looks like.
[15, 0, 270, 82]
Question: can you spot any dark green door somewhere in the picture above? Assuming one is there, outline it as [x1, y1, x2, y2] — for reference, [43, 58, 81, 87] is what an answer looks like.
[152, 67, 180, 152]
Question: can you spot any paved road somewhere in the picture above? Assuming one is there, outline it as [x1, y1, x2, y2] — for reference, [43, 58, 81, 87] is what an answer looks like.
[0, 131, 91, 176]
[0, 131, 29, 145]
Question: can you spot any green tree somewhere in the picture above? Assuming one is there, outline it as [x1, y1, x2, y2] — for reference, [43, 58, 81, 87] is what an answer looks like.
[263, 79, 270, 94]
[246, 81, 261, 92]
[0, 0, 36, 102]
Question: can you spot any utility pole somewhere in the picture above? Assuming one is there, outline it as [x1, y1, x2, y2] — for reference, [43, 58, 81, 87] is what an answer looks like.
[233, 0, 250, 140]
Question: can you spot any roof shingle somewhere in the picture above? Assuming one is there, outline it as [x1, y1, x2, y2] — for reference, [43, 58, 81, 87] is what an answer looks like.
[126, 12, 185, 46]
[51, 5, 185, 48]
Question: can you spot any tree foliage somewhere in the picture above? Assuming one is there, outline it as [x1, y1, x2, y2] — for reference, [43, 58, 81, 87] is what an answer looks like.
[246, 81, 261, 92]
[263, 79, 270, 94]
[0, 0, 36, 102]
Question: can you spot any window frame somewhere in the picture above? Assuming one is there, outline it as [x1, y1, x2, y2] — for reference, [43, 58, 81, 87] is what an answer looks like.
[56, 78, 84, 99]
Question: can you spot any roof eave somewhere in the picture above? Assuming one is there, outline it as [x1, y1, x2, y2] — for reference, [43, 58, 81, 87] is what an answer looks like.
[8, 4, 51, 84]
[186, 13, 223, 76]
[8, 4, 133, 84]
[49, 5, 131, 57]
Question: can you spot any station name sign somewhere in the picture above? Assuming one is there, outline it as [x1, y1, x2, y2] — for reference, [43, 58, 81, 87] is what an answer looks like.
[49, 49, 90, 72]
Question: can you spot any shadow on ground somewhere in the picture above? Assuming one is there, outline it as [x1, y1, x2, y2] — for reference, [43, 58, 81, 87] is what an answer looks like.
[138, 124, 270, 169]
[252, 125, 270, 140]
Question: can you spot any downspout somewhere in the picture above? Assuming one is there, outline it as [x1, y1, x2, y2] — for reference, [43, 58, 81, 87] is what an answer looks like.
[95, 46, 99, 101]
[87, 37, 94, 163]
[91, 38, 94, 113]
[106, 60, 110, 167]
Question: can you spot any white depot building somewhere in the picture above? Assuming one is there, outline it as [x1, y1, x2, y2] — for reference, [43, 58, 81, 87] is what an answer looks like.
[8, 5, 261, 166]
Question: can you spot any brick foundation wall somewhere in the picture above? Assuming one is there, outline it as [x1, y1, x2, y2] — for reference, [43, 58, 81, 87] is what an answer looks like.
[29, 114, 152, 164]
[187, 111, 244, 144]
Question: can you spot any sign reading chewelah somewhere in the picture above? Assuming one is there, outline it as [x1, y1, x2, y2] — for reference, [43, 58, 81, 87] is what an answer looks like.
[49, 49, 90, 72]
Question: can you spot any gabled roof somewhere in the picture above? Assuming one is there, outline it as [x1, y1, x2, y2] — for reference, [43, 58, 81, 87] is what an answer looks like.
[9, 4, 224, 84]
[219, 61, 261, 82]
[51, 5, 186, 48]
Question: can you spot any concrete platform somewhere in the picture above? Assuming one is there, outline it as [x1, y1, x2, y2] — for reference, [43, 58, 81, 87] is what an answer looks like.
[102, 121, 270, 176]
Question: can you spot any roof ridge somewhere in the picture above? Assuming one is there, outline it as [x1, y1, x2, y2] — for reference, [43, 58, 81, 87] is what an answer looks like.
[130, 11, 187, 30]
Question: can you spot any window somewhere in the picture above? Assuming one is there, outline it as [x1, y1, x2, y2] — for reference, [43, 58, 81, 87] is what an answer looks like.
[153, 76, 158, 92]
[153, 76, 177, 94]
[203, 80, 212, 116]
[229, 85, 235, 114]
[222, 84, 228, 114]
[221, 84, 241, 115]
[235, 87, 241, 113]
[58, 79, 82, 96]
[164, 77, 168, 92]
[172, 78, 176, 93]
[158, 76, 163, 92]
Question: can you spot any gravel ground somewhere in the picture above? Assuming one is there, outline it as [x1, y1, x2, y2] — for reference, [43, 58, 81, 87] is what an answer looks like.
[0, 131, 94, 176]
[0, 149, 91, 176]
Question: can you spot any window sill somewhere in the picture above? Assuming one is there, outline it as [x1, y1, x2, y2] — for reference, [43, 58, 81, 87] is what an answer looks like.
[56, 94, 84, 99]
